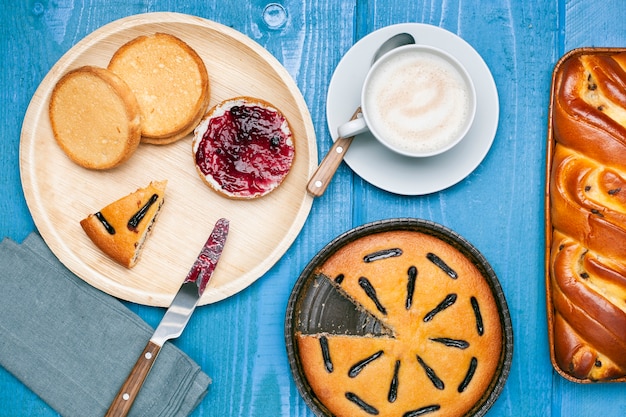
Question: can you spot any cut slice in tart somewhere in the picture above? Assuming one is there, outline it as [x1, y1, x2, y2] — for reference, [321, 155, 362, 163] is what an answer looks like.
[80, 180, 167, 268]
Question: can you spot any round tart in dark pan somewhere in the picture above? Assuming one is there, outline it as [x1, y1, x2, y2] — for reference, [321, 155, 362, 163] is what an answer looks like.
[285, 218, 513, 417]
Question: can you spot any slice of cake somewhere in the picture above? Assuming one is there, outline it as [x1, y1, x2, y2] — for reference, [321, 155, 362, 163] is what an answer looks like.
[80, 180, 167, 268]
[293, 228, 507, 417]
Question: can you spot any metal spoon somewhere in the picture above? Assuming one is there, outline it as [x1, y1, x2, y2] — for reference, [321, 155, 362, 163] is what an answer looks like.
[306, 32, 416, 197]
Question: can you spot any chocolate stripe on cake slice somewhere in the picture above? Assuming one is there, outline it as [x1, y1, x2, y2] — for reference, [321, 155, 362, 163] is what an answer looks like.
[95, 212, 115, 235]
[406, 266, 417, 310]
[388, 360, 401, 403]
[403, 404, 441, 417]
[359, 276, 387, 315]
[346, 392, 379, 415]
[348, 350, 384, 377]
[363, 247, 403, 262]
[127, 193, 158, 230]
[423, 293, 457, 322]
[458, 357, 478, 393]
[319, 336, 333, 373]
[426, 252, 457, 278]
[416, 355, 445, 390]
[296, 273, 393, 336]
[429, 337, 469, 349]
[470, 296, 485, 335]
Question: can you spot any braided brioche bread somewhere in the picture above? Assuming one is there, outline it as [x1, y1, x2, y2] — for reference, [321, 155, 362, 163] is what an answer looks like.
[548, 49, 626, 382]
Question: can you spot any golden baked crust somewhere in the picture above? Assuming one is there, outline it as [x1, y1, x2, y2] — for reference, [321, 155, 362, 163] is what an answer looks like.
[108, 32, 210, 143]
[548, 51, 626, 382]
[296, 230, 503, 417]
[49, 65, 141, 170]
[80, 180, 167, 268]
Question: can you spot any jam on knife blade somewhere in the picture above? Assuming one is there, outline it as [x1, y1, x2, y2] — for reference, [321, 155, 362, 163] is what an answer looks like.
[184, 218, 229, 295]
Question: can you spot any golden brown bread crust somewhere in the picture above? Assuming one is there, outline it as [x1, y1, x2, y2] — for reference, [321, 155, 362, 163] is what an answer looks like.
[549, 50, 626, 382]
[49, 65, 141, 170]
[80, 180, 167, 268]
[296, 230, 504, 417]
[108, 32, 210, 143]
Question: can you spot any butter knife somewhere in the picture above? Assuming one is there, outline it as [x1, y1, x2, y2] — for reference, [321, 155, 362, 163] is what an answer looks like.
[105, 218, 230, 417]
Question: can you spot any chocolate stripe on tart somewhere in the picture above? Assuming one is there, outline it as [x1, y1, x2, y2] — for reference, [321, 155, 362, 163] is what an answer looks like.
[458, 357, 478, 393]
[348, 350, 384, 378]
[403, 405, 441, 417]
[426, 252, 457, 278]
[319, 335, 333, 373]
[416, 355, 445, 390]
[345, 392, 379, 415]
[470, 296, 484, 336]
[363, 248, 403, 262]
[95, 212, 115, 235]
[406, 266, 417, 310]
[423, 293, 457, 322]
[358, 276, 387, 315]
[127, 193, 159, 231]
[429, 337, 469, 349]
[388, 360, 401, 403]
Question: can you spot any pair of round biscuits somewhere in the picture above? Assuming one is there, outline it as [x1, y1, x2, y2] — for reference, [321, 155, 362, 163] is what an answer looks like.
[49, 33, 209, 170]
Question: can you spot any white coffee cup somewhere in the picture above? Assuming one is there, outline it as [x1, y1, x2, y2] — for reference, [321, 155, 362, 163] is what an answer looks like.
[338, 44, 476, 158]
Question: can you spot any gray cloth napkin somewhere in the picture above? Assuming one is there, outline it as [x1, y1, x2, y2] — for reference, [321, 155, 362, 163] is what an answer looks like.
[0, 232, 211, 417]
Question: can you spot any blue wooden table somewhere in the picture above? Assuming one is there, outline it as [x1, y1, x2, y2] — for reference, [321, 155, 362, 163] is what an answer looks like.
[2, 0, 626, 416]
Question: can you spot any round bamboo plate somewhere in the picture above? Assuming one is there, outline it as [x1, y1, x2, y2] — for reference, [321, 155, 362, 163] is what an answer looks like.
[20, 12, 317, 307]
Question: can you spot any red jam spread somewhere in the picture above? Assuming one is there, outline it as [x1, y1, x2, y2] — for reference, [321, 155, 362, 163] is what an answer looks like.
[195, 101, 294, 198]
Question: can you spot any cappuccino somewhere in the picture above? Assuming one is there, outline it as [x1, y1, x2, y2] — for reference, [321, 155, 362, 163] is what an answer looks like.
[364, 48, 473, 155]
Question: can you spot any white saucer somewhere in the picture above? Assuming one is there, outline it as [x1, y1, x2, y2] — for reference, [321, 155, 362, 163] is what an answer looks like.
[326, 23, 499, 195]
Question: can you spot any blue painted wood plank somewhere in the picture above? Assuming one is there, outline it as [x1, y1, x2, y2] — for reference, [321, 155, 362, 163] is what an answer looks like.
[2, 1, 626, 416]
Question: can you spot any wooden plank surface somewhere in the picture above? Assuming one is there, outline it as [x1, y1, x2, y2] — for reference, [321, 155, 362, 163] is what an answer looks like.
[1, 0, 626, 416]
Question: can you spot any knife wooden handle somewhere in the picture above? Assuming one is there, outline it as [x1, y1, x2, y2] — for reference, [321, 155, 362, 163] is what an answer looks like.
[306, 135, 356, 197]
[306, 108, 361, 197]
[105, 340, 161, 417]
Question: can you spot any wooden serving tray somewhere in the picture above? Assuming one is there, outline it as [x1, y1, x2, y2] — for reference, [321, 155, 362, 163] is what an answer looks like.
[545, 47, 626, 383]
[20, 12, 317, 307]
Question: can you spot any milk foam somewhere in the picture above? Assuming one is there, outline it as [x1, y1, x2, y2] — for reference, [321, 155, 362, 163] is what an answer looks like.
[364, 50, 472, 155]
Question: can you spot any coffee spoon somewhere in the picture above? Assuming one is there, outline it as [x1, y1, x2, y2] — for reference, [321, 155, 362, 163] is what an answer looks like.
[306, 32, 416, 197]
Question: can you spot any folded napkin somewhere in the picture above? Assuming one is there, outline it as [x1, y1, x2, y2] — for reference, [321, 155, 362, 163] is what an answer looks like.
[0, 233, 211, 417]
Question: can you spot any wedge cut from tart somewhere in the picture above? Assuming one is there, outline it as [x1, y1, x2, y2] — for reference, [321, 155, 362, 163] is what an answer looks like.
[80, 180, 167, 268]
[192, 96, 295, 199]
